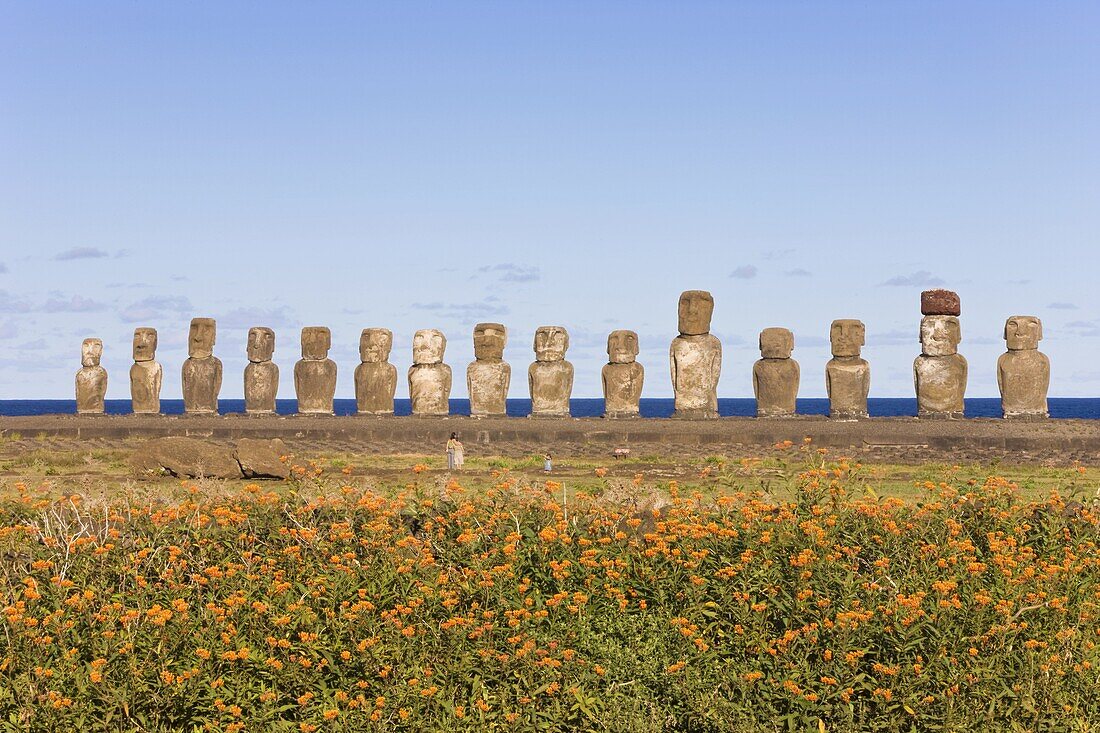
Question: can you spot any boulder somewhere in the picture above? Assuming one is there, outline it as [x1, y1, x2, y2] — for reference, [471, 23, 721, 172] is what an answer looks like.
[131, 437, 241, 479]
[235, 438, 290, 479]
[920, 289, 961, 316]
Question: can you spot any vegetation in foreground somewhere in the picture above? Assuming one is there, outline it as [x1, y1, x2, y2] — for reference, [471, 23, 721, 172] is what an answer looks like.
[1, 449, 1099, 731]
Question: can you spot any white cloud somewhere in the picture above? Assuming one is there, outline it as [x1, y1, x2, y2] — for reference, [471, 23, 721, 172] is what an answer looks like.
[54, 247, 110, 261]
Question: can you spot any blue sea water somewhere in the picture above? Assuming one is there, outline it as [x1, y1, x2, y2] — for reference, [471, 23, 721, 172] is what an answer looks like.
[2, 398, 1099, 419]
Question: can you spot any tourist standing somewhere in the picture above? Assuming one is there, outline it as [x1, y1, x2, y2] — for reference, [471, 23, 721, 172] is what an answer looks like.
[543, 451, 552, 473]
[446, 432, 458, 470]
[453, 435, 465, 470]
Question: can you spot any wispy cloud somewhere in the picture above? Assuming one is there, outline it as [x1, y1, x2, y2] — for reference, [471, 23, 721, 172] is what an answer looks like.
[868, 329, 914, 346]
[119, 295, 193, 323]
[785, 268, 812, 277]
[881, 270, 944, 287]
[412, 298, 509, 319]
[41, 295, 108, 313]
[0, 290, 32, 313]
[0, 262, 8, 274]
[218, 306, 298, 330]
[16, 339, 48, 351]
[1048, 302, 1078, 310]
[477, 263, 541, 283]
[1065, 320, 1100, 338]
[0, 320, 16, 339]
[54, 247, 110, 261]
[729, 265, 758, 279]
[762, 249, 795, 261]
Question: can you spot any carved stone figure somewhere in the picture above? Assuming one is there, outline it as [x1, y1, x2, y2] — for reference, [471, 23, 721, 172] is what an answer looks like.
[408, 329, 451, 415]
[294, 326, 337, 414]
[914, 315, 967, 418]
[602, 330, 643, 418]
[998, 315, 1049, 419]
[670, 290, 721, 418]
[355, 328, 398, 415]
[244, 327, 278, 415]
[528, 326, 573, 417]
[75, 338, 107, 414]
[182, 317, 222, 415]
[467, 323, 510, 417]
[753, 328, 799, 417]
[130, 327, 162, 414]
[825, 319, 870, 419]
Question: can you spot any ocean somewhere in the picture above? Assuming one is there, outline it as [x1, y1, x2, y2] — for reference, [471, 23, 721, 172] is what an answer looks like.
[2, 398, 1099, 419]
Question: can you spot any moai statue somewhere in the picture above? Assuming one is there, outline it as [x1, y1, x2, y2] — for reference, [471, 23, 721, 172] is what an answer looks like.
[753, 328, 799, 417]
[182, 317, 222, 415]
[355, 328, 398, 415]
[670, 290, 722, 418]
[602, 330, 644, 418]
[467, 323, 510, 417]
[408, 329, 451, 415]
[244, 327, 278, 415]
[294, 326, 337, 415]
[914, 291, 966, 418]
[998, 316, 1049, 419]
[130, 327, 162, 414]
[825, 319, 870, 420]
[528, 326, 573, 417]
[75, 338, 107, 414]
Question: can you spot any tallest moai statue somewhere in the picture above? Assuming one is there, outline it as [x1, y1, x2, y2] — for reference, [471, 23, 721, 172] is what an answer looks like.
[670, 290, 721, 418]
[914, 290, 967, 419]
[182, 318, 222, 415]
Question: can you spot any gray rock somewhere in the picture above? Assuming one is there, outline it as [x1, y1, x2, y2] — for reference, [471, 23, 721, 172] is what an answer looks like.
[131, 437, 241, 479]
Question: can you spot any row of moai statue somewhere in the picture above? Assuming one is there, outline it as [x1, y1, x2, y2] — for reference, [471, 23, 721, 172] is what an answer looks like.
[74, 289, 1050, 419]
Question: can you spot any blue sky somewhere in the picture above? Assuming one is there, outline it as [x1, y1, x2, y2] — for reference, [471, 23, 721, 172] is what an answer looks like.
[1, 2, 1098, 399]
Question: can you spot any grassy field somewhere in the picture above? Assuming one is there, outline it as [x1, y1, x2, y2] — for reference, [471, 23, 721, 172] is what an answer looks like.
[1, 443, 1098, 730]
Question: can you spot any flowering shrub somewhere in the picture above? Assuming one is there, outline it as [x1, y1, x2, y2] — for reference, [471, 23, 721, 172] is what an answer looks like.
[1, 461, 1098, 731]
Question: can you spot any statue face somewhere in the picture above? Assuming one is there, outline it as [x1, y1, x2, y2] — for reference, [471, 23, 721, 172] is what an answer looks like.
[133, 327, 158, 362]
[759, 327, 794, 359]
[830, 319, 865, 358]
[412, 329, 446, 365]
[301, 326, 331, 360]
[359, 328, 393, 363]
[678, 290, 714, 336]
[473, 323, 507, 361]
[919, 315, 961, 356]
[607, 330, 639, 364]
[1005, 315, 1042, 351]
[81, 338, 103, 368]
[188, 318, 216, 359]
[534, 326, 569, 362]
[247, 327, 275, 362]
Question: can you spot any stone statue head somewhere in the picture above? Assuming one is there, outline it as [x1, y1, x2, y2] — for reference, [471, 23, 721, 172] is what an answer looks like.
[81, 338, 103, 368]
[473, 323, 507, 361]
[534, 326, 569, 362]
[359, 328, 393, 363]
[188, 318, 217, 359]
[830, 319, 865, 358]
[1004, 315, 1042, 351]
[412, 329, 446, 365]
[301, 326, 331, 360]
[133, 327, 158, 362]
[247, 327, 275, 363]
[759, 327, 794, 359]
[607, 330, 639, 364]
[678, 290, 714, 336]
[919, 315, 961, 357]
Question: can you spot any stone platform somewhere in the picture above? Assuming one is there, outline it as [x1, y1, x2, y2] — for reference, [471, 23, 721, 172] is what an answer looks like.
[2, 414, 1099, 465]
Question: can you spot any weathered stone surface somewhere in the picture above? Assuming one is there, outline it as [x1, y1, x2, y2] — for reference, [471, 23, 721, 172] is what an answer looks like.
[244, 327, 278, 414]
[130, 327, 162, 414]
[235, 438, 290, 479]
[998, 315, 1049, 419]
[409, 329, 451, 415]
[294, 326, 337, 414]
[915, 315, 967, 418]
[355, 328, 398, 415]
[921, 289, 961, 316]
[131, 437, 240, 479]
[671, 291, 721, 418]
[753, 328, 799, 417]
[826, 319, 870, 419]
[467, 323, 510, 416]
[602, 330, 643, 418]
[529, 326, 573, 417]
[75, 338, 107, 414]
[182, 318, 222, 415]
